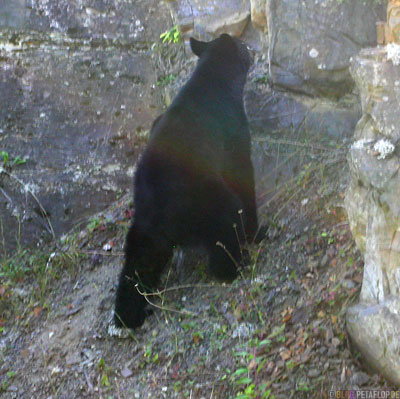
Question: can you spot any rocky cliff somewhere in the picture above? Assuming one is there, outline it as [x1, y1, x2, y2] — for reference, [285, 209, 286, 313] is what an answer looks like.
[345, 45, 400, 386]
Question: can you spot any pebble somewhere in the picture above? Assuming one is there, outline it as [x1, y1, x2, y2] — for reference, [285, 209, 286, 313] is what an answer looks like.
[121, 367, 133, 378]
[350, 371, 370, 386]
[308, 369, 320, 378]
[327, 347, 338, 357]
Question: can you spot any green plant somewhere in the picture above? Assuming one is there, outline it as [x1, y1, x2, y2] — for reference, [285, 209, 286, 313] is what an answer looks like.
[0, 242, 83, 322]
[297, 163, 312, 188]
[0, 151, 26, 168]
[140, 334, 161, 367]
[289, 270, 297, 280]
[254, 74, 270, 85]
[296, 380, 312, 392]
[87, 217, 102, 232]
[0, 370, 16, 392]
[160, 25, 182, 44]
[321, 229, 336, 245]
[97, 358, 112, 387]
[157, 73, 176, 87]
[231, 339, 274, 399]
[0, 151, 9, 166]
[0, 250, 30, 281]
[12, 155, 26, 166]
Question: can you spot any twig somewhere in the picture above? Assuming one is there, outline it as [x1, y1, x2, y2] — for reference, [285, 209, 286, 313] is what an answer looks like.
[260, 147, 300, 182]
[84, 370, 94, 393]
[140, 283, 221, 297]
[333, 221, 349, 229]
[135, 284, 197, 317]
[215, 241, 265, 324]
[0, 217, 6, 255]
[0, 187, 13, 205]
[115, 377, 121, 399]
[79, 249, 124, 257]
[0, 168, 56, 239]
[215, 241, 239, 269]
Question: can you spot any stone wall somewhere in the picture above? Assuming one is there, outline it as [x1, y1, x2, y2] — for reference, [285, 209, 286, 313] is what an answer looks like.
[246, 0, 385, 149]
[267, 0, 382, 99]
[0, 0, 171, 250]
[345, 46, 400, 386]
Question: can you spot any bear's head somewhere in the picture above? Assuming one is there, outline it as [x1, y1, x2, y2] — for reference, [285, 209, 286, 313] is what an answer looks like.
[190, 34, 252, 75]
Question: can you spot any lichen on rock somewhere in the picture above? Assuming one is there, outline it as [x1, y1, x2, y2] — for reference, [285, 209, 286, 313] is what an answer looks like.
[373, 138, 395, 160]
[387, 42, 400, 65]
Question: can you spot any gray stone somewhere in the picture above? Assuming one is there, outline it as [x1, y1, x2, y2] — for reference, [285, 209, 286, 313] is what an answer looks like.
[0, 0, 172, 43]
[266, 0, 385, 99]
[245, 88, 360, 200]
[327, 346, 338, 358]
[347, 299, 400, 386]
[350, 47, 400, 142]
[350, 371, 370, 387]
[0, 27, 163, 250]
[0, 0, 27, 29]
[245, 90, 360, 139]
[170, 0, 250, 39]
[348, 138, 399, 191]
[345, 46, 400, 386]
[121, 367, 133, 378]
[307, 369, 320, 378]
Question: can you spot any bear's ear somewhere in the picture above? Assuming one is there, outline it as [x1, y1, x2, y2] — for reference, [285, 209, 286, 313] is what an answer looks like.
[220, 33, 233, 42]
[190, 38, 208, 57]
[219, 33, 236, 50]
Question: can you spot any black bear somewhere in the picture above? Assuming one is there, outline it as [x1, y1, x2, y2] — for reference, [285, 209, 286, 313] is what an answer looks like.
[114, 33, 261, 329]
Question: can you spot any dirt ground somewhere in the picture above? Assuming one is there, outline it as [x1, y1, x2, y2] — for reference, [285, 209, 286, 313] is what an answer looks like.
[0, 143, 395, 399]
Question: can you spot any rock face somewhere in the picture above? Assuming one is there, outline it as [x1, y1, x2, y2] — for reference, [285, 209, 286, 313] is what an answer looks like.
[0, 0, 168, 42]
[345, 47, 400, 386]
[0, 0, 172, 251]
[170, 0, 250, 39]
[243, 0, 385, 198]
[267, 0, 385, 99]
[387, 0, 400, 44]
[250, 0, 267, 32]
[245, 89, 360, 140]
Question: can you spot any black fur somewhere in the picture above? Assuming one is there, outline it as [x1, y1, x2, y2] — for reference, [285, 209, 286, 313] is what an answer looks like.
[114, 34, 261, 329]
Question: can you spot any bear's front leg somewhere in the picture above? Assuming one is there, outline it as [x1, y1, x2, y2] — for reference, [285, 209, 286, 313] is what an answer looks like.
[114, 225, 173, 329]
[114, 263, 148, 329]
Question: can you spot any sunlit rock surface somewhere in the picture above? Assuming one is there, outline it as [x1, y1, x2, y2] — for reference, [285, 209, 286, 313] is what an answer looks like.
[345, 47, 400, 386]
[267, 0, 385, 99]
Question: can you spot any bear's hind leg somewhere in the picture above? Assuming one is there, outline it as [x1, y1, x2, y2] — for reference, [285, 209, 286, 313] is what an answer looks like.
[114, 225, 173, 329]
[198, 181, 244, 282]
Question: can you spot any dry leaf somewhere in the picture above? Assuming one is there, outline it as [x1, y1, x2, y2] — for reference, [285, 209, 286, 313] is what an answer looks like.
[282, 313, 292, 323]
[233, 306, 242, 321]
[317, 310, 326, 318]
[33, 306, 42, 318]
[248, 359, 258, 370]
[280, 349, 291, 361]
[193, 335, 202, 344]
